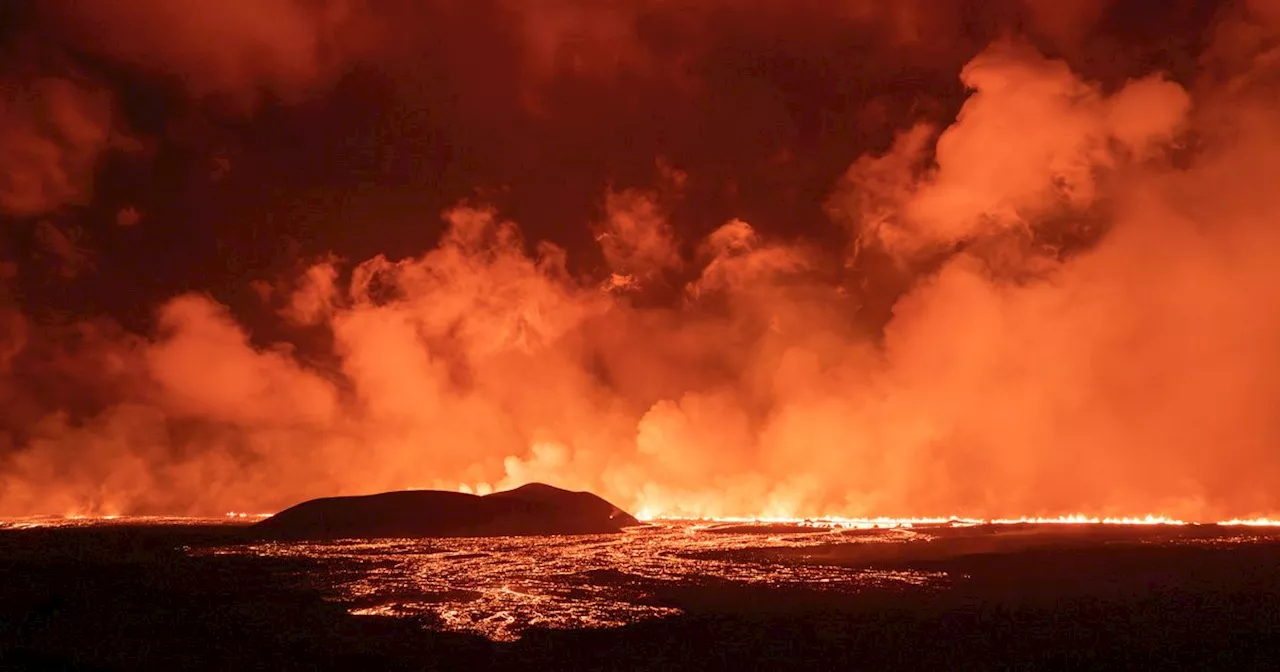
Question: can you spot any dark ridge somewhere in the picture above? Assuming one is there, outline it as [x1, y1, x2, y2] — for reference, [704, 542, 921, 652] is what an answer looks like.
[252, 482, 641, 540]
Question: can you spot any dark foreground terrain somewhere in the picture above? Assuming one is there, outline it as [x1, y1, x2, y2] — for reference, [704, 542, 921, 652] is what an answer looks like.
[1, 521, 1278, 671]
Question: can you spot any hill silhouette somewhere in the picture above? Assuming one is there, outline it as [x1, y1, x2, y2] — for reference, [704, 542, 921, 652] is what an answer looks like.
[252, 483, 641, 540]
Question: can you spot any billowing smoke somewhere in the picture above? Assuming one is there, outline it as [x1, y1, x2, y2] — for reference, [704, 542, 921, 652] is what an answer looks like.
[831, 40, 1191, 258]
[1, 1, 1279, 520]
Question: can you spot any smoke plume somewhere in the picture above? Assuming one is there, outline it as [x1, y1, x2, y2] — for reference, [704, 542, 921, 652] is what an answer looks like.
[1, 1, 1279, 521]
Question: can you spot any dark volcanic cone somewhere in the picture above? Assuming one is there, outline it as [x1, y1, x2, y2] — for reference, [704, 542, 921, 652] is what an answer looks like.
[252, 483, 642, 540]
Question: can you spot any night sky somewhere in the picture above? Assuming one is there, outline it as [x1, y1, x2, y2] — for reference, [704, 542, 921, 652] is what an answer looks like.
[1, 0, 1219, 332]
[3, 0, 1277, 519]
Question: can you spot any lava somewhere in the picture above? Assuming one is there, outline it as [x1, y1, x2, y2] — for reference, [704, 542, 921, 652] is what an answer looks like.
[6, 511, 1278, 640]
[652, 515, 1280, 529]
[1219, 518, 1280, 527]
[191, 517, 1280, 642]
[4, 513, 1280, 531]
[200, 520, 948, 641]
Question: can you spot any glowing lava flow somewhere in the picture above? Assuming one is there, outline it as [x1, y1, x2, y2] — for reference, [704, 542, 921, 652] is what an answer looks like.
[646, 514, 1280, 529]
[2, 513, 1277, 531]
[652, 515, 975, 530]
[1218, 518, 1280, 527]
[200, 515, 1280, 642]
[988, 515, 1187, 526]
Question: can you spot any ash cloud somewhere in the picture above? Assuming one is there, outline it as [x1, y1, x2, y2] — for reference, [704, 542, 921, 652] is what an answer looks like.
[2, 0, 1280, 521]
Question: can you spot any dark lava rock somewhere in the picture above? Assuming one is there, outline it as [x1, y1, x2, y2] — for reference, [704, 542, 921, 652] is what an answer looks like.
[252, 483, 641, 540]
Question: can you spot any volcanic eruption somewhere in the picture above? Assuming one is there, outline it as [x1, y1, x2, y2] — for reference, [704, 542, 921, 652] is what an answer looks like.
[8, 6, 1280, 671]
[0, 0, 1279, 526]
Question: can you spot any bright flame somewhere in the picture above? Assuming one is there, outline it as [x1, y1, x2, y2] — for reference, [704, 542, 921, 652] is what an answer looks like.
[1218, 518, 1280, 527]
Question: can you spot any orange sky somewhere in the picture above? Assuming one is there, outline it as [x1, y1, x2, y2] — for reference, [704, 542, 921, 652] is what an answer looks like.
[2, 1, 1279, 520]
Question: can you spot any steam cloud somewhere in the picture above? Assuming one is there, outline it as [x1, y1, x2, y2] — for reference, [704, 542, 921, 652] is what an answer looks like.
[2, 1, 1280, 520]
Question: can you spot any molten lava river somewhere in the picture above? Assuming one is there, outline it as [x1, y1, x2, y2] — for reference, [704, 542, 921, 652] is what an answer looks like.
[169, 517, 1279, 642]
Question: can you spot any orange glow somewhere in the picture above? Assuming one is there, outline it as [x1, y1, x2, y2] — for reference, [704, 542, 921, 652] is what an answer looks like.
[5, 7, 1280, 524]
[1217, 518, 1280, 527]
[6, 512, 1280, 534]
[654, 515, 1280, 528]
[197, 511, 1280, 642]
[224, 512, 273, 520]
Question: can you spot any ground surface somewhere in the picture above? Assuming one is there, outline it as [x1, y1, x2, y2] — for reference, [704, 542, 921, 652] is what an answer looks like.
[1, 520, 1278, 671]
